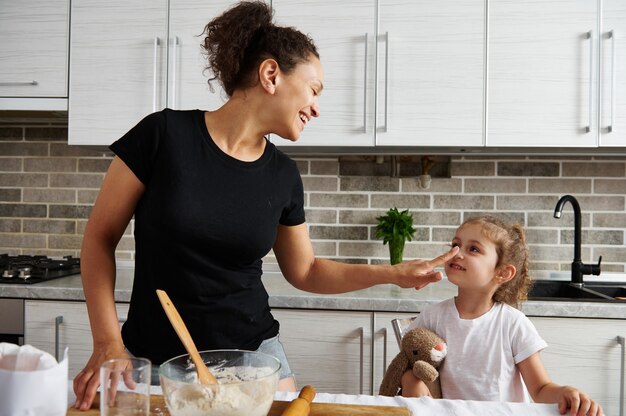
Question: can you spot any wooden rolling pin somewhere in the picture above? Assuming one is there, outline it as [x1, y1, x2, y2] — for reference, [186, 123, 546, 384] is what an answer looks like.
[281, 385, 316, 416]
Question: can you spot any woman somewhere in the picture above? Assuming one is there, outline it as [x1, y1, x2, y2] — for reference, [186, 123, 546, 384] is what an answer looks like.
[72, 1, 458, 410]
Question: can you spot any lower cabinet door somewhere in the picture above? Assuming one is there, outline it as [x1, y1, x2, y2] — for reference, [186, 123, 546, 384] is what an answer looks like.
[530, 317, 626, 416]
[272, 309, 372, 394]
[24, 300, 129, 378]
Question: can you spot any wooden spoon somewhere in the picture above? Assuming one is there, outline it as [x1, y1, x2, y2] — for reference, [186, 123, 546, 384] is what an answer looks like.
[156, 289, 218, 385]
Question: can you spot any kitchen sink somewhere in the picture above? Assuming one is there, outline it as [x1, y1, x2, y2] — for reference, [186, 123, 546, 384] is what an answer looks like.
[528, 280, 626, 302]
[583, 284, 626, 300]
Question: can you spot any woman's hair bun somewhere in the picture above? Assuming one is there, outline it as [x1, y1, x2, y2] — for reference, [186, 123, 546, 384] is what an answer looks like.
[202, 1, 318, 96]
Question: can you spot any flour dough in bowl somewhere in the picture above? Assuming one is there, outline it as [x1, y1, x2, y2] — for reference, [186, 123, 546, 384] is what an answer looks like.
[160, 350, 280, 416]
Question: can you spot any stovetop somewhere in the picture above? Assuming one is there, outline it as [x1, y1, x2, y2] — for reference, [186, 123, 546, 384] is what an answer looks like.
[0, 254, 81, 284]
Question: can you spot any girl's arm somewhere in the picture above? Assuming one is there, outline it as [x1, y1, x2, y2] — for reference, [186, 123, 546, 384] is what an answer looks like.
[518, 352, 602, 416]
[272, 223, 458, 294]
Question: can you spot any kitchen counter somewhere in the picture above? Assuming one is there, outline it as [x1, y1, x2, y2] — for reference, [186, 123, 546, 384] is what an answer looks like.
[2, 265, 626, 319]
[65, 386, 562, 416]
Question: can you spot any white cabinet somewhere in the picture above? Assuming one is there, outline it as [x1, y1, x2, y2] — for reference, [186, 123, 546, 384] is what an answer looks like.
[69, 0, 241, 145]
[24, 300, 128, 378]
[275, 309, 417, 395]
[599, 0, 626, 147]
[68, 0, 168, 145]
[0, 0, 69, 110]
[272, 308, 373, 394]
[530, 317, 626, 416]
[274, 0, 484, 149]
[488, 0, 619, 148]
[168, 0, 240, 112]
[272, 0, 376, 147]
[376, 1, 484, 147]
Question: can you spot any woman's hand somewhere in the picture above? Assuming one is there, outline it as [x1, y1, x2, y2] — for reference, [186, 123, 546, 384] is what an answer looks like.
[392, 246, 459, 290]
[73, 342, 129, 411]
[557, 386, 603, 416]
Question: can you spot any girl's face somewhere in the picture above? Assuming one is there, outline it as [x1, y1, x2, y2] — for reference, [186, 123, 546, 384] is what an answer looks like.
[272, 55, 324, 141]
[446, 223, 501, 291]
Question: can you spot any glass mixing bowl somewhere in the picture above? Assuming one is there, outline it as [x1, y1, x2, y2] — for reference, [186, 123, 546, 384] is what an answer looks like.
[159, 349, 280, 416]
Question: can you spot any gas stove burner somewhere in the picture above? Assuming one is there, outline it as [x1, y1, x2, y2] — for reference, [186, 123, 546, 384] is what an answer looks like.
[18, 267, 32, 280]
[0, 254, 81, 285]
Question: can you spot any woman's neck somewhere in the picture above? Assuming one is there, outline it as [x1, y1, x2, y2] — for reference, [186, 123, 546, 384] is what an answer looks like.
[204, 94, 268, 161]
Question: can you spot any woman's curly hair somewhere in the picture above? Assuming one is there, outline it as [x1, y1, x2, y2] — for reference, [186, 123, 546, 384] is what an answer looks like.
[461, 216, 533, 308]
[201, 1, 319, 96]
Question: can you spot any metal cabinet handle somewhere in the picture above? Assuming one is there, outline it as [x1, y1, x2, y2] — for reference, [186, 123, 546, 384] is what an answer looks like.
[363, 33, 369, 133]
[585, 31, 594, 133]
[618, 336, 625, 416]
[152, 37, 161, 112]
[607, 30, 616, 133]
[378, 32, 389, 133]
[358, 326, 364, 395]
[0, 81, 38, 86]
[54, 315, 64, 362]
[382, 327, 388, 381]
[169, 36, 180, 109]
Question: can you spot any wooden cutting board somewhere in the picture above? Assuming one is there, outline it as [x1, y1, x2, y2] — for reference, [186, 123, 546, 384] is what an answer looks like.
[67, 394, 411, 415]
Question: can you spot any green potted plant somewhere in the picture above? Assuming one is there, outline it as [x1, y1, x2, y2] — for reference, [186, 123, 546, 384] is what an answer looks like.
[375, 207, 417, 265]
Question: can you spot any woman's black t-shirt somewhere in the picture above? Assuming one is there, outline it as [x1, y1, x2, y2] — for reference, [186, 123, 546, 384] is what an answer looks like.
[110, 109, 305, 364]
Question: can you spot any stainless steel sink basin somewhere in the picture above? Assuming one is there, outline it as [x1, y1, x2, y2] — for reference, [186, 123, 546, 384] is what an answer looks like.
[528, 280, 626, 302]
[584, 284, 626, 300]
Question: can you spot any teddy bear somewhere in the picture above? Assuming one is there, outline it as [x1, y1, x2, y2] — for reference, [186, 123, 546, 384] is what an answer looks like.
[378, 326, 447, 398]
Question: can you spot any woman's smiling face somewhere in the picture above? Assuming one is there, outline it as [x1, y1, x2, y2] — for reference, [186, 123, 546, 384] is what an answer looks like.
[271, 54, 324, 141]
[446, 223, 501, 290]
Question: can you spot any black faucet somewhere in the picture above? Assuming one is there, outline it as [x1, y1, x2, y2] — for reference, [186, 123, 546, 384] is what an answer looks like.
[553, 195, 602, 286]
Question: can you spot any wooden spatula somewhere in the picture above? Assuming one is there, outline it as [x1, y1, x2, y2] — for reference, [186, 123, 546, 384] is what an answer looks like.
[156, 289, 218, 385]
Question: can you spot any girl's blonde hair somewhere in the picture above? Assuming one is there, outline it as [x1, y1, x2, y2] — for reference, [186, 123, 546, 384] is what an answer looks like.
[461, 216, 532, 308]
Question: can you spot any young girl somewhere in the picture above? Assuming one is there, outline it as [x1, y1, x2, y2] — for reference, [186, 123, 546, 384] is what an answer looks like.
[403, 216, 603, 416]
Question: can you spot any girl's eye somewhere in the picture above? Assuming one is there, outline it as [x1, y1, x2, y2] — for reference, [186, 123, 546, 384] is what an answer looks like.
[449, 242, 459, 248]
[469, 245, 480, 253]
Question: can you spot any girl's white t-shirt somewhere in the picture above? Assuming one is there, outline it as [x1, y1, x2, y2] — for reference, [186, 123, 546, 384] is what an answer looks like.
[407, 298, 547, 402]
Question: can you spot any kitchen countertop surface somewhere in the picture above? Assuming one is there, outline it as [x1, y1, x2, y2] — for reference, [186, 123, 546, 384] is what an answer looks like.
[1, 264, 626, 319]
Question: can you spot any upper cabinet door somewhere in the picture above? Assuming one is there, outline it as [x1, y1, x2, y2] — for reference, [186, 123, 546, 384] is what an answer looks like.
[169, 0, 247, 112]
[69, 1, 168, 145]
[0, 0, 69, 98]
[377, 0, 485, 147]
[599, 0, 626, 147]
[272, 0, 376, 147]
[488, 0, 598, 147]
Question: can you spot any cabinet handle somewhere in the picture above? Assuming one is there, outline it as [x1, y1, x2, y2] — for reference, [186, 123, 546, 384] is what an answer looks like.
[54, 315, 64, 362]
[607, 30, 616, 133]
[618, 336, 625, 416]
[0, 81, 38, 86]
[358, 326, 364, 395]
[377, 32, 390, 133]
[585, 31, 594, 133]
[169, 36, 180, 109]
[363, 33, 368, 133]
[382, 327, 388, 379]
[152, 37, 161, 112]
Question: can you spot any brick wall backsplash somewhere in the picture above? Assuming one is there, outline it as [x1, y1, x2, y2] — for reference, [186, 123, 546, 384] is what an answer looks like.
[1, 120, 626, 275]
